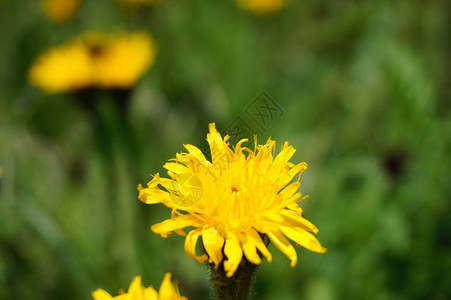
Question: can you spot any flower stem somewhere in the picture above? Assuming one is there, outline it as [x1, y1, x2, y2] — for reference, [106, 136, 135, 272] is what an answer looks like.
[209, 257, 258, 300]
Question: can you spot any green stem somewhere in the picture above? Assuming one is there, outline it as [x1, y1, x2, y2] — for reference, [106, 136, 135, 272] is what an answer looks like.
[209, 257, 258, 300]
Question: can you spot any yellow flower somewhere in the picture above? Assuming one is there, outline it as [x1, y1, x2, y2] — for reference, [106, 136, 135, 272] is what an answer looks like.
[42, 0, 80, 23]
[92, 274, 187, 300]
[29, 32, 156, 94]
[237, 0, 286, 15]
[138, 123, 326, 277]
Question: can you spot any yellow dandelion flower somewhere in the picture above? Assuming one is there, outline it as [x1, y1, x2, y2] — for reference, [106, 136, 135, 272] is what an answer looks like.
[28, 41, 92, 93]
[138, 123, 326, 278]
[29, 32, 157, 94]
[42, 0, 80, 23]
[237, 0, 286, 15]
[92, 274, 188, 300]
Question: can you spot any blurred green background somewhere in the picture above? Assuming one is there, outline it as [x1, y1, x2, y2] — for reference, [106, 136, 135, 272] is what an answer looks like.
[0, 0, 450, 299]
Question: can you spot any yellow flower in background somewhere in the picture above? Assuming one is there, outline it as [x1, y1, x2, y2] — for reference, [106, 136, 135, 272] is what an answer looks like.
[92, 274, 187, 300]
[138, 123, 326, 277]
[28, 41, 92, 94]
[29, 32, 156, 94]
[89, 33, 156, 89]
[237, 0, 286, 15]
[43, 0, 80, 23]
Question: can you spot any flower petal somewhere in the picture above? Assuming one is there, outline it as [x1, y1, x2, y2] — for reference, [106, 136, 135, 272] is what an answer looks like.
[158, 273, 178, 299]
[255, 140, 275, 171]
[275, 162, 308, 189]
[202, 226, 225, 266]
[279, 182, 300, 201]
[248, 228, 272, 262]
[223, 233, 243, 277]
[207, 123, 233, 164]
[151, 216, 196, 237]
[267, 231, 297, 267]
[239, 232, 261, 265]
[184, 229, 208, 263]
[280, 209, 318, 233]
[280, 225, 327, 253]
[92, 289, 113, 300]
[137, 184, 170, 205]
[143, 287, 159, 300]
[268, 142, 296, 180]
[286, 202, 305, 216]
[127, 276, 145, 299]
[183, 144, 210, 164]
[164, 162, 191, 174]
[263, 209, 318, 234]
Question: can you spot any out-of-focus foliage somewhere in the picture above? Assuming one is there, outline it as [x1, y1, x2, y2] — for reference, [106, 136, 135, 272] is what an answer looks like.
[0, 0, 450, 299]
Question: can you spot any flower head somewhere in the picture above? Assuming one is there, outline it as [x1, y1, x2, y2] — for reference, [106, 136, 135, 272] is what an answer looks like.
[29, 32, 156, 94]
[237, 0, 286, 15]
[138, 123, 326, 277]
[42, 0, 79, 23]
[92, 274, 187, 300]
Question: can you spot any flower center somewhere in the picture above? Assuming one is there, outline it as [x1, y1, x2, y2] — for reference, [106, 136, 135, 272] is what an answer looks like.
[230, 185, 239, 193]
[88, 43, 106, 58]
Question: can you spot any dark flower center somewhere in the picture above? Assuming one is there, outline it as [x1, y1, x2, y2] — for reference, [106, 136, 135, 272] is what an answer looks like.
[88, 43, 106, 57]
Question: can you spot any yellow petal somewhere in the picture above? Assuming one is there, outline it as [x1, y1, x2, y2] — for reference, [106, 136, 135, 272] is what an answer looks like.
[292, 162, 308, 181]
[248, 228, 272, 262]
[151, 216, 196, 237]
[280, 209, 318, 233]
[164, 162, 191, 174]
[138, 175, 172, 205]
[268, 142, 296, 180]
[92, 289, 113, 300]
[286, 203, 305, 216]
[207, 123, 232, 164]
[239, 232, 261, 265]
[202, 227, 224, 266]
[278, 182, 300, 201]
[223, 233, 243, 277]
[159, 273, 178, 299]
[150, 174, 173, 189]
[280, 226, 326, 253]
[183, 144, 210, 164]
[234, 138, 249, 155]
[267, 231, 297, 267]
[275, 162, 307, 189]
[138, 186, 170, 204]
[263, 209, 318, 234]
[143, 287, 159, 300]
[127, 276, 145, 300]
[184, 229, 208, 263]
[255, 140, 275, 170]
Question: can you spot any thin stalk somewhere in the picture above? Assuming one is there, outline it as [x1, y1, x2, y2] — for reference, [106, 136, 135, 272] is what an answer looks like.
[209, 257, 258, 300]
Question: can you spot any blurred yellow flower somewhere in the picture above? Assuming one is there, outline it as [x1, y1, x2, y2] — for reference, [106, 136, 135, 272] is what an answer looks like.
[237, 0, 286, 15]
[138, 123, 326, 277]
[43, 0, 80, 23]
[92, 274, 187, 300]
[29, 32, 157, 94]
